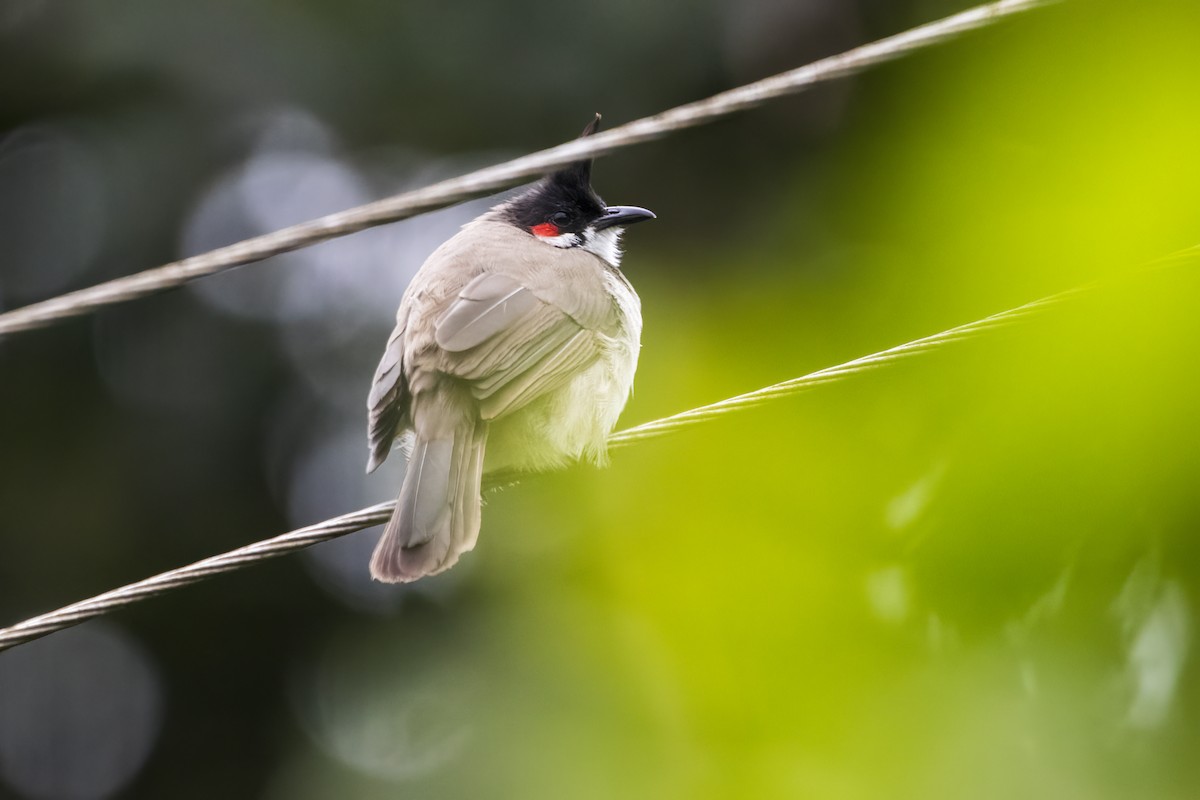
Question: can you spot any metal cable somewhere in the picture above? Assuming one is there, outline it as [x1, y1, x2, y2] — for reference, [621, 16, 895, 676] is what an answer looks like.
[605, 245, 1200, 450]
[0, 0, 1047, 338]
[606, 289, 1078, 448]
[8, 244, 1198, 654]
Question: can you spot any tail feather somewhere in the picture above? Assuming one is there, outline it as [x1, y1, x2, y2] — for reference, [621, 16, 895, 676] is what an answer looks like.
[370, 394, 487, 583]
[451, 424, 487, 556]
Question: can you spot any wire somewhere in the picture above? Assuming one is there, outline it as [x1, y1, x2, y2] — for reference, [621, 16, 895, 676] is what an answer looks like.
[607, 289, 1077, 448]
[6, 245, 1197, 654]
[0, 0, 1047, 338]
[606, 243, 1200, 449]
[0, 503, 395, 653]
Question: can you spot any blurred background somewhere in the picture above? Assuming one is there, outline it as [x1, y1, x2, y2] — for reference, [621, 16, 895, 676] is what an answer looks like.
[2, 0, 1200, 797]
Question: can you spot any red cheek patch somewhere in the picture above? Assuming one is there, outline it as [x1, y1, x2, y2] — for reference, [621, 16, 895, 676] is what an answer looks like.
[531, 223, 559, 237]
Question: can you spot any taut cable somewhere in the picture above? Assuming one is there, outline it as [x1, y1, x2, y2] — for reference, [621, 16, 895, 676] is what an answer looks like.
[0, 0, 1047, 338]
[6, 241, 1194, 654]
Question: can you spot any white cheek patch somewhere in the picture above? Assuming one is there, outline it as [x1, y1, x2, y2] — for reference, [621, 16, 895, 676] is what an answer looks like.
[534, 231, 581, 249]
[580, 226, 624, 267]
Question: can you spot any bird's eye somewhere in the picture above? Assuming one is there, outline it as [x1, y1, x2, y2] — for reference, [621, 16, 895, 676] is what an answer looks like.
[549, 211, 571, 227]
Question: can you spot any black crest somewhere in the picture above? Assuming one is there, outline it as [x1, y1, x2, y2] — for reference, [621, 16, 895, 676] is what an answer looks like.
[554, 112, 600, 189]
[503, 114, 606, 234]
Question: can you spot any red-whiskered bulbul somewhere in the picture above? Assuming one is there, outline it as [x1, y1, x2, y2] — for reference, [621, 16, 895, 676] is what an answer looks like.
[366, 115, 655, 582]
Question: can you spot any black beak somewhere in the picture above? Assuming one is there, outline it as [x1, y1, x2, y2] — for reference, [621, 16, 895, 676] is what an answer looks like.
[594, 205, 656, 231]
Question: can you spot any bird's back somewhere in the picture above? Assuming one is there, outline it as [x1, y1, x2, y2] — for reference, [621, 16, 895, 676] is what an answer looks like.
[400, 217, 640, 473]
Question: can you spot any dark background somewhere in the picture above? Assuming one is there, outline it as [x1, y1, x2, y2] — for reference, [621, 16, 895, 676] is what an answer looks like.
[2, 1, 1200, 798]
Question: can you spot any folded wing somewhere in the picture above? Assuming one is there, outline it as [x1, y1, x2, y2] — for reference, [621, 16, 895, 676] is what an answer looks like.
[435, 271, 601, 420]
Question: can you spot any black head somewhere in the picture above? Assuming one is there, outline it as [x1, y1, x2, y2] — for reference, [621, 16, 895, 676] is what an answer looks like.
[502, 114, 655, 258]
[505, 114, 606, 237]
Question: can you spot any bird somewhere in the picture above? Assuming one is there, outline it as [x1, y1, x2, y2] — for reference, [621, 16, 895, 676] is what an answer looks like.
[365, 114, 655, 583]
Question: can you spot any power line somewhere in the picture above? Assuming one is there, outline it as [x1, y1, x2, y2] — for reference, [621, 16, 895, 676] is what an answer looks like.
[0, 0, 1047, 338]
[5, 245, 1194, 654]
